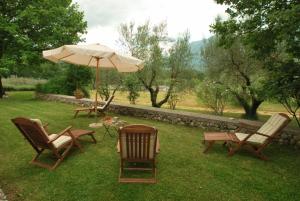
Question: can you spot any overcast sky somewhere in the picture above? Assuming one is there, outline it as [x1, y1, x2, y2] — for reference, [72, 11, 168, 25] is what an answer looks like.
[73, 0, 227, 49]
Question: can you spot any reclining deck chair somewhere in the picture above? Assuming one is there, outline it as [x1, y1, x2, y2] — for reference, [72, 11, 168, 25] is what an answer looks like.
[74, 95, 114, 118]
[12, 117, 82, 170]
[118, 125, 158, 183]
[204, 113, 290, 160]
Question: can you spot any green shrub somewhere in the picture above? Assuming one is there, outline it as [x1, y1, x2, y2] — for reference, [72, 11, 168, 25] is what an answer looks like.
[35, 65, 92, 98]
[36, 76, 67, 94]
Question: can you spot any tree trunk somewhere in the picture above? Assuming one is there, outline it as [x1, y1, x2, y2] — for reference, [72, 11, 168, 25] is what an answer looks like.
[243, 98, 263, 119]
[233, 92, 263, 119]
[149, 87, 160, 107]
[0, 76, 5, 99]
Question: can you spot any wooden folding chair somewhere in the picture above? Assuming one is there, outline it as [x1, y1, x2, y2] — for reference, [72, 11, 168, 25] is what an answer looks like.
[74, 95, 114, 118]
[203, 113, 290, 160]
[11, 117, 82, 170]
[118, 124, 158, 183]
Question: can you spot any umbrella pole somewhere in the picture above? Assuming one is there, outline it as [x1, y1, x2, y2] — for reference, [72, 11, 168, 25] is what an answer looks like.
[95, 58, 99, 111]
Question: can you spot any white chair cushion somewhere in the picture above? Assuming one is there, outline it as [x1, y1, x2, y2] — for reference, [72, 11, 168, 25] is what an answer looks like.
[235, 132, 267, 144]
[48, 134, 72, 148]
[30, 118, 48, 135]
[257, 113, 288, 136]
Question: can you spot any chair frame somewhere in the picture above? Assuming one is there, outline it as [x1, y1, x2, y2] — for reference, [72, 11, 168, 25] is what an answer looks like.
[227, 113, 291, 160]
[118, 124, 158, 183]
[12, 117, 82, 170]
[73, 95, 114, 118]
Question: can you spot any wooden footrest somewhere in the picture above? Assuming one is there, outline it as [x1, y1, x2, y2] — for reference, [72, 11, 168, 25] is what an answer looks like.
[203, 132, 238, 153]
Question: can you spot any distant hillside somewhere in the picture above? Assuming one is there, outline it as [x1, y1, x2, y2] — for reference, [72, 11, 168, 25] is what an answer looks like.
[190, 39, 205, 71]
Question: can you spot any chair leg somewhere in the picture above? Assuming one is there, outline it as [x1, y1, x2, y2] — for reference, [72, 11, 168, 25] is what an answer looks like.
[203, 141, 215, 153]
[73, 140, 84, 153]
[74, 110, 79, 118]
[51, 143, 74, 170]
[228, 142, 244, 157]
[87, 109, 93, 117]
[89, 134, 97, 143]
[248, 145, 269, 161]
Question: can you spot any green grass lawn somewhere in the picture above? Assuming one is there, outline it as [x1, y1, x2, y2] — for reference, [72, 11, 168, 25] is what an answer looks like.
[0, 92, 300, 201]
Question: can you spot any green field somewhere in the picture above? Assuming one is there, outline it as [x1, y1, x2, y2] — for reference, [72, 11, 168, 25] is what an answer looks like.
[2, 77, 46, 91]
[0, 92, 299, 201]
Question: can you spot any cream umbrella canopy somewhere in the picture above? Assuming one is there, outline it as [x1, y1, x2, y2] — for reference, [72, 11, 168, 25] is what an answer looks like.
[43, 43, 143, 111]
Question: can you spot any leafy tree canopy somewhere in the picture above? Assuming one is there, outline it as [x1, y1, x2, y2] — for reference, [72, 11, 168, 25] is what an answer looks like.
[212, 0, 300, 123]
[0, 0, 87, 97]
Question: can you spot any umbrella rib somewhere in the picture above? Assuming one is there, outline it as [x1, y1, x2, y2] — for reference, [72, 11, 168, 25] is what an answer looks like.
[108, 53, 118, 69]
[87, 56, 93, 66]
[57, 53, 75, 60]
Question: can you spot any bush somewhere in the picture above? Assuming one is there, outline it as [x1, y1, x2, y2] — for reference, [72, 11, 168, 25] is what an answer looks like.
[36, 65, 93, 98]
[36, 76, 67, 94]
[196, 80, 228, 115]
[122, 75, 141, 104]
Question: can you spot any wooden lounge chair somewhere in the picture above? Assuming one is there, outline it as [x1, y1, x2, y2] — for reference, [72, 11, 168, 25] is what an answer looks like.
[118, 124, 158, 183]
[203, 113, 291, 160]
[11, 117, 92, 170]
[73, 95, 114, 118]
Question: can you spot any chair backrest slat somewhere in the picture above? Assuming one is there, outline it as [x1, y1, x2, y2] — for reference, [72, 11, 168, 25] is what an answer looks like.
[119, 125, 157, 161]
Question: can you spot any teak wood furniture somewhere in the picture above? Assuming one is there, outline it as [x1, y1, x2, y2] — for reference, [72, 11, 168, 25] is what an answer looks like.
[203, 113, 291, 160]
[102, 116, 128, 138]
[11, 117, 96, 170]
[203, 132, 237, 153]
[118, 124, 158, 183]
[73, 95, 114, 118]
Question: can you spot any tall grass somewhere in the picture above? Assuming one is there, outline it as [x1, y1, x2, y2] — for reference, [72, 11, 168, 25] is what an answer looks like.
[2, 76, 47, 91]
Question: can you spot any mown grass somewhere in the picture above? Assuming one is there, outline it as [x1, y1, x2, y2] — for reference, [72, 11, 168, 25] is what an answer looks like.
[0, 92, 299, 201]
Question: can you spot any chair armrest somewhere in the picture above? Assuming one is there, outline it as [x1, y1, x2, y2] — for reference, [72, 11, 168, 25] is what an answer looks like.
[48, 126, 72, 143]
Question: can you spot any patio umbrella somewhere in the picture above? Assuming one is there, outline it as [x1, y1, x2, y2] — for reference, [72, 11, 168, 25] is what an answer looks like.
[43, 43, 143, 127]
[43, 43, 143, 105]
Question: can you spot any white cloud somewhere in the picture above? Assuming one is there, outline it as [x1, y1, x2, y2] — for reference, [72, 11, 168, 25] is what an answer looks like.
[73, 0, 227, 49]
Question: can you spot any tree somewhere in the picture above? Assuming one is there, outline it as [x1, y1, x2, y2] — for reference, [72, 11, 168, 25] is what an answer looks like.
[122, 74, 141, 104]
[0, 68, 9, 97]
[98, 69, 122, 101]
[196, 79, 228, 115]
[64, 65, 93, 97]
[119, 21, 192, 108]
[212, 0, 300, 124]
[0, 0, 87, 98]
[36, 64, 92, 97]
[201, 37, 266, 119]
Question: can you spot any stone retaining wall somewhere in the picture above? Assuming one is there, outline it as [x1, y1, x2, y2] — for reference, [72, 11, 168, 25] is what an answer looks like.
[36, 93, 300, 149]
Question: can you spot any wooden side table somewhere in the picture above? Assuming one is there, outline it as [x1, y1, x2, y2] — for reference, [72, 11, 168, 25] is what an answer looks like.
[203, 132, 238, 153]
[102, 117, 127, 139]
